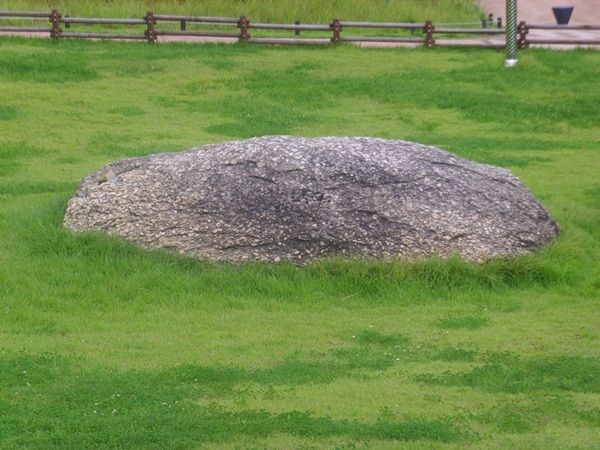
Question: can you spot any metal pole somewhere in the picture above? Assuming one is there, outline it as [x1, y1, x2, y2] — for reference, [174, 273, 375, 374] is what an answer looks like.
[505, 0, 518, 66]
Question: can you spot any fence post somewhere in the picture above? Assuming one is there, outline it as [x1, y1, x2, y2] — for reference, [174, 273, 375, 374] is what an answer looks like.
[423, 21, 435, 48]
[144, 11, 157, 42]
[180, 20, 186, 31]
[330, 18, 341, 43]
[518, 21, 528, 48]
[295, 20, 300, 36]
[49, 9, 62, 40]
[238, 15, 249, 42]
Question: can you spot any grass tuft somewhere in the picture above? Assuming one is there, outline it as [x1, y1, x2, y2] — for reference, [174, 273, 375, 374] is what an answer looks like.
[0, 103, 19, 120]
[417, 353, 600, 394]
[0, 52, 99, 83]
[436, 315, 489, 330]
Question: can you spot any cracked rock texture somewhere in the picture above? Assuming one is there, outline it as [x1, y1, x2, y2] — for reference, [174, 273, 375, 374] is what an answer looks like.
[63, 136, 559, 263]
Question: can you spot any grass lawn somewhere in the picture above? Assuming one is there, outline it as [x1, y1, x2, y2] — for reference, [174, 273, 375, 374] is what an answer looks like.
[0, 36, 599, 448]
[0, 0, 483, 23]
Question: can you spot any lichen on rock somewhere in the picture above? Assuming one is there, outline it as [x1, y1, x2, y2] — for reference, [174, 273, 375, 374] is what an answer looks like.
[63, 136, 560, 263]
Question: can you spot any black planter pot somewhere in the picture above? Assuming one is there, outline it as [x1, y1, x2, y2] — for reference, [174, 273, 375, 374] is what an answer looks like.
[552, 6, 574, 25]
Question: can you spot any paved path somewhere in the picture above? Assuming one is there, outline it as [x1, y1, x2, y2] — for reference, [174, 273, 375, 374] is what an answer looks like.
[476, 0, 600, 48]
[477, 0, 596, 25]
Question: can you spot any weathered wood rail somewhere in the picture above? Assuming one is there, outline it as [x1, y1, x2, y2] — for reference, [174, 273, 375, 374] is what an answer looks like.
[1, 10, 599, 48]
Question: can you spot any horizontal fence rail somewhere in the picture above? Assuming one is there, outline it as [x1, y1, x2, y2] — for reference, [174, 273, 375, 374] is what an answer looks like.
[519, 21, 600, 47]
[152, 14, 239, 24]
[338, 20, 426, 45]
[0, 10, 598, 49]
[0, 11, 50, 18]
[339, 21, 425, 29]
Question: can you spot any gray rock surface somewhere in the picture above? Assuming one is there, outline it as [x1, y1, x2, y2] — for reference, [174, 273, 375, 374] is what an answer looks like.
[63, 136, 560, 263]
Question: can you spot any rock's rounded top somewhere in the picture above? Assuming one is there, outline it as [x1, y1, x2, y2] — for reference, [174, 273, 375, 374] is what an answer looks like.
[64, 136, 559, 263]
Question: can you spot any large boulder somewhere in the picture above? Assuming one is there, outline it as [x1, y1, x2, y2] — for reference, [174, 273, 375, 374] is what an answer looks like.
[63, 136, 559, 263]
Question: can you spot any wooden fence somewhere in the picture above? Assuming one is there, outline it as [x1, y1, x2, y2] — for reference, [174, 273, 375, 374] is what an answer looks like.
[1, 10, 599, 48]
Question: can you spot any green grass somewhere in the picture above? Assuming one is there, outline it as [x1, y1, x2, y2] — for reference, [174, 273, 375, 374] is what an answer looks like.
[1, 0, 483, 23]
[1, 36, 599, 448]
